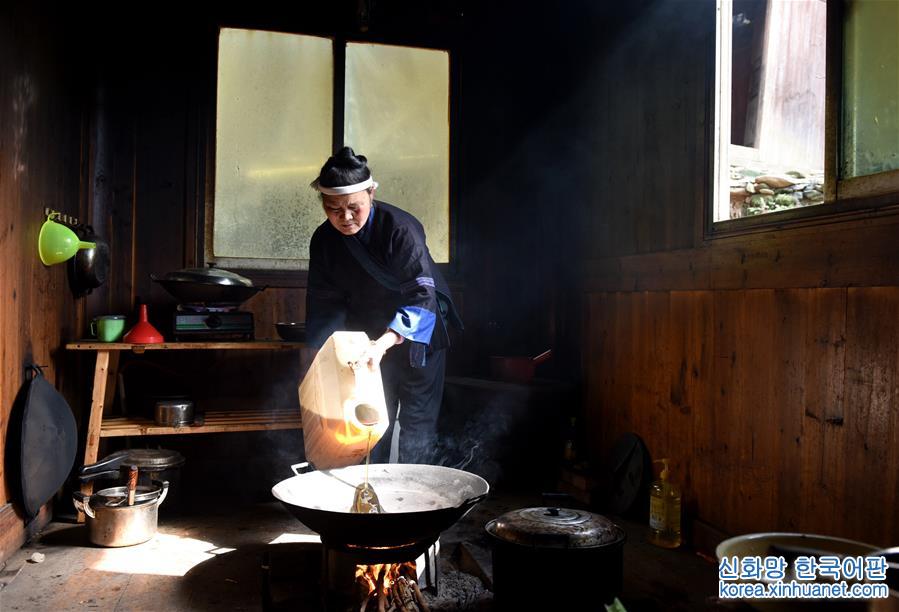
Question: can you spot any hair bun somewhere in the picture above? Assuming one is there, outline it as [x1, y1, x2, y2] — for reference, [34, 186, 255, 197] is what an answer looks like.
[315, 146, 371, 188]
[334, 146, 367, 169]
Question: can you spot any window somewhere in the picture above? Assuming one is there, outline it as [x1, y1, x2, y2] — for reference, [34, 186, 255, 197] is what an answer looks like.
[713, 0, 899, 227]
[345, 42, 450, 263]
[209, 28, 451, 270]
[840, 1, 899, 181]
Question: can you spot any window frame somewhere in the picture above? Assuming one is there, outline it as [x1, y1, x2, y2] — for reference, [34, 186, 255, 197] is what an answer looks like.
[707, 0, 899, 238]
[200, 26, 460, 287]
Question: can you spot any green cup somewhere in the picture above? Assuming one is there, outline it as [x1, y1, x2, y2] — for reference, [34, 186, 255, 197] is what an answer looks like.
[90, 315, 127, 342]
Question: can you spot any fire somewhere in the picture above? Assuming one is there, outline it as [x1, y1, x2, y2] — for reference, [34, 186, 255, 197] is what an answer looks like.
[355, 562, 428, 611]
[355, 562, 412, 594]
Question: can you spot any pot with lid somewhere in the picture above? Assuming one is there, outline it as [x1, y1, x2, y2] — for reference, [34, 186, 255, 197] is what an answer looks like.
[79, 448, 185, 481]
[486, 507, 626, 609]
[73, 480, 168, 547]
[150, 266, 264, 307]
[79, 448, 185, 514]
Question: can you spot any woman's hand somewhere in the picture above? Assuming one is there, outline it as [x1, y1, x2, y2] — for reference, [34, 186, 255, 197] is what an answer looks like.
[352, 330, 403, 370]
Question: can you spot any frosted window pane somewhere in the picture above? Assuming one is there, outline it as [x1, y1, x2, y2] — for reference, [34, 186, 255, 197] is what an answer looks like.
[214, 29, 332, 262]
[345, 43, 450, 263]
[842, 0, 899, 179]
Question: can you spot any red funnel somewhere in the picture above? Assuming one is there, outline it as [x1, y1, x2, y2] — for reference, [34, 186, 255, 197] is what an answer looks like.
[123, 305, 164, 344]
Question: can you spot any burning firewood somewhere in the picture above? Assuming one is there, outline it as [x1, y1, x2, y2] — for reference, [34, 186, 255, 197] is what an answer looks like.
[395, 576, 416, 611]
[355, 562, 429, 612]
[384, 576, 431, 612]
[409, 580, 430, 612]
[377, 565, 388, 612]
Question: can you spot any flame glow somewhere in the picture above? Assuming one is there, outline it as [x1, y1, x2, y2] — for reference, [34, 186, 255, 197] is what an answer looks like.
[355, 562, 417, 599]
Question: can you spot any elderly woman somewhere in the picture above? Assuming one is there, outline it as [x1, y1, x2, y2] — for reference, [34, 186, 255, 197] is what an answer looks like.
[306, 147, 461, 464]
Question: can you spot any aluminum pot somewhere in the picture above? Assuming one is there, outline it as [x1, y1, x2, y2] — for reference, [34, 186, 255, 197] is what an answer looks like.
[485, 507, 626, 610]
[154, 397, 194, 426]
[73, 480, 168, 547]
[79, 449, 185, 515]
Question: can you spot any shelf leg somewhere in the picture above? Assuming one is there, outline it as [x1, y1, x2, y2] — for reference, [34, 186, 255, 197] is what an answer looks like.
[78, 350, 111, 523]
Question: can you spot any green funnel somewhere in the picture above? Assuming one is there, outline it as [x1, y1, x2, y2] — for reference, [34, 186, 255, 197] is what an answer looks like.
[38, 215, 96, 266]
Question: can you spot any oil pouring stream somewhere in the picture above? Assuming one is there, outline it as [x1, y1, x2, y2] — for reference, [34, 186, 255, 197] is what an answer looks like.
[352, 405, 384, 514]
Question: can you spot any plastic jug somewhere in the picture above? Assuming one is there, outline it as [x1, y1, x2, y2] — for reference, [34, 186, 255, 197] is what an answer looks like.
[298, 332, 389, 469]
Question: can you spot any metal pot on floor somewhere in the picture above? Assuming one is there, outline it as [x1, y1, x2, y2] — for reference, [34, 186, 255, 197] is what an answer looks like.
[485, 506, 626, 610]
[79, 449, 185, 514]
[73, 480, 168, 547]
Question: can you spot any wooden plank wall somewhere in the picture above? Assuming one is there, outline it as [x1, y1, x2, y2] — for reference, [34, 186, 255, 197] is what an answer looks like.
[585, 288, 899, 546]
[756, 0, 827, 169]
[582, 0, 899, 547]
[0, 5, 87, 559]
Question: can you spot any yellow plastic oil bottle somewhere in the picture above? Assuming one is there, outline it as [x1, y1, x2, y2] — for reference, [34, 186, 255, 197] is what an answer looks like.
[647, 458, 682, 548]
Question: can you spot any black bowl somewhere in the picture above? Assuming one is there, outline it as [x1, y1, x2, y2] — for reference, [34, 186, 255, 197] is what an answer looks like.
[275, 322, 306, 342]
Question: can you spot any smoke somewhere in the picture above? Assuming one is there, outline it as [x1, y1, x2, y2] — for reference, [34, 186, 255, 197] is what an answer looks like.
[454, 441, 481, 471]
[432, 385, 546, 488]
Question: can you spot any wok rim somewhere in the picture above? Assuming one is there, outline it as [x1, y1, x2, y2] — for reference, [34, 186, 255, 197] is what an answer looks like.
[271, 463, 490, 516]
[152, 278, 262, 305]
[715, 531, 880, 562]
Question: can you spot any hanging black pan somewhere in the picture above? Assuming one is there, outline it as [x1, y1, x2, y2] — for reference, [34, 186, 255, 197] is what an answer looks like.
[67, 225, 110, 297]
[16, 366, 78, 518]
[150, 267, 264, 306]
[272, 463, 489, 555]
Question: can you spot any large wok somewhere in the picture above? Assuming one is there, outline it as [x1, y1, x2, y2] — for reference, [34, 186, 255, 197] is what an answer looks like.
[272, 463, 489, 555]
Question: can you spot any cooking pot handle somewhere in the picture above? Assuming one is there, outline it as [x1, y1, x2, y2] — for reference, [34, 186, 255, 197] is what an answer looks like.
[290, 462, 315, 476]
[78, 469, 121, 482]
[80, 449, 129, 476]
[152, 480, 170, 507]
[458, 493, 488, 510]
[72, 491, 96, 519]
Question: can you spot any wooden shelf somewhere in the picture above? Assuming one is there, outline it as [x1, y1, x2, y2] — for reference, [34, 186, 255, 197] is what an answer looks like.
[67, 340, 305, 352]
[99, 408, 302, 437]
[69, 340, 308, 521]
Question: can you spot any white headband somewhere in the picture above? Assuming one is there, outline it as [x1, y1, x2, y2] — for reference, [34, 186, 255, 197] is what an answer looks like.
[314, 177, 378, 195]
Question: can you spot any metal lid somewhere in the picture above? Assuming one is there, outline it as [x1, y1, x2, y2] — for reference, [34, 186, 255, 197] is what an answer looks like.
[123, 448, 185, 469]
[160, 267, 254, 287]
[485, 507, 626, 549]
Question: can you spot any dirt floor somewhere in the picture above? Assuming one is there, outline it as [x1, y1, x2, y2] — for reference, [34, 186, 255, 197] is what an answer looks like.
[0, 490, 721, 611]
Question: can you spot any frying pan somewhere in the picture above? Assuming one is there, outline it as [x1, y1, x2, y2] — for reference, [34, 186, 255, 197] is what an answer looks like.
[272, 463, 489, 552]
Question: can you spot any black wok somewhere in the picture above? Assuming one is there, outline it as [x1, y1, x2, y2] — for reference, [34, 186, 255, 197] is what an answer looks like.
[67, 225, 109, 297]
[272, 463, 489, 552]
[150, 267, 263, 306]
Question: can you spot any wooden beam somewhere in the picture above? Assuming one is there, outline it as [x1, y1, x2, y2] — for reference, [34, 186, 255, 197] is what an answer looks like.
[585, 213, 899, 292]
[66, 341, 306, 351]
